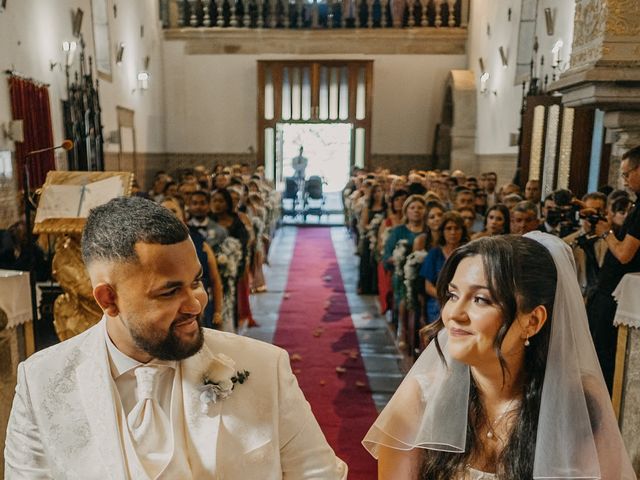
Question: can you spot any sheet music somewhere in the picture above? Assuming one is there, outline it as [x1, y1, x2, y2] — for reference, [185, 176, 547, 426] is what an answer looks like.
[34, 185, 84, 222]
[34, 176, 125, 222]
[78, 176, 124, 217]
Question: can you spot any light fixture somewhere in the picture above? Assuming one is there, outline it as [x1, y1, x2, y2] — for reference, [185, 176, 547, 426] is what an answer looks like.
[137, 71, 150, 90]
[116, 43, 125, 65]
[499, 46, 508, 68]
[551, 39, 563, 67]
[63, 41, 77, 66]
[544, 8, 555, 36]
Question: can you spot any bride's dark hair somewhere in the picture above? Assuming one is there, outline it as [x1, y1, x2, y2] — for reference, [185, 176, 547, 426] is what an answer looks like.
[419, 235, 557, 479]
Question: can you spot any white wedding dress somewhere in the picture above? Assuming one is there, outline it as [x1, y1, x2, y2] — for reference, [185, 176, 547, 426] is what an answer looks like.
[465, 467, 496, 480]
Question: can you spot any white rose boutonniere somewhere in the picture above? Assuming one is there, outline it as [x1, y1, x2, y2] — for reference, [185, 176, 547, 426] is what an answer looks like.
[199, 353, 250, 413]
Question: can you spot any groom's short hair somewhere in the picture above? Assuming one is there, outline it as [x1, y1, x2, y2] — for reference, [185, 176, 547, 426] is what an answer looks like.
[81, 196, 189, 266]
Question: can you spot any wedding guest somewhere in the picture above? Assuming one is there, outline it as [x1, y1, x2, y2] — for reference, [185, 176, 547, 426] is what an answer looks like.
[383, 195, 429, 348]
[359, 183, 388, 294]
[472, 204, 510, 240]
[377, 189, 409, 314]
[511, 201, 540, 235]
[419, 211, 469, 324]
[364, 233, 635, 479]
[524, 178, 541, 206]
[5, 196, 347, 479]
[161, 197, 223, 329]
[481, 172, 498, 207]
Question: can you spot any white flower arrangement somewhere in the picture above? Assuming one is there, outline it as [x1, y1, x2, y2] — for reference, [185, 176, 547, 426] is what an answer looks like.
[199, 353, 250, 413]
[392, 239, 410, 281]
[366, 214, 385, 254]
[404, 250, 428, 310]
[215, 237, 243, 331]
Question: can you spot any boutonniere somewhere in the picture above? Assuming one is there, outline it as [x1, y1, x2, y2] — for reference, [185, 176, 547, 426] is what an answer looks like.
[199, 353, 250, 413]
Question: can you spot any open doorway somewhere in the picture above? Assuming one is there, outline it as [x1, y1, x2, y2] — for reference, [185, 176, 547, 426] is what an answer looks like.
[277, 122, 350, 222]
[278, 123, 351, 191]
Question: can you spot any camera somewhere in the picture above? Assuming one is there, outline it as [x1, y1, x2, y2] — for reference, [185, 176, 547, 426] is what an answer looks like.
[578, 211, 606, 228]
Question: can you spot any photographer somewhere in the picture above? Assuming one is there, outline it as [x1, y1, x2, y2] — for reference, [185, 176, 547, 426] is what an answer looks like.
[563, 192, 608, 299]
[590, 146, 640, 392]
[541, 189, 579, 237]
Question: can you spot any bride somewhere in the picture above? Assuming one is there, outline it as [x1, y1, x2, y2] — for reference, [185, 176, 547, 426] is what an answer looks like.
[363, 233, 636, 479]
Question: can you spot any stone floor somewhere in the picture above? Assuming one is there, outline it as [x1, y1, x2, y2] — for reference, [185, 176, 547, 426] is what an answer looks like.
[247, 226, 404, 412]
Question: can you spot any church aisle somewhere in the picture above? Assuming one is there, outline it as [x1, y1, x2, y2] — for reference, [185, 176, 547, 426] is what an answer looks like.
[249, 226, 385, 478]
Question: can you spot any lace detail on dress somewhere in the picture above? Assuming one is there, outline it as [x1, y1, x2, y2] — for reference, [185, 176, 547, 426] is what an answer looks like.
[464, 467, 496, 480]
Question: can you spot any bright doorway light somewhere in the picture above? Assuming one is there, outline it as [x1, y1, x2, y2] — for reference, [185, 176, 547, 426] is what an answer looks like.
[277, 123, 352, 192]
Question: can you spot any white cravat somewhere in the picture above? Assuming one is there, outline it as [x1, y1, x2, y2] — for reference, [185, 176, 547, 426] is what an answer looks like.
[127, 365, 172, 478]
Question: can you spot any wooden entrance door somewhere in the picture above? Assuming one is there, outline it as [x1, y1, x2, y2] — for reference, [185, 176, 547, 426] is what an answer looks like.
[257, 60, 373, 183]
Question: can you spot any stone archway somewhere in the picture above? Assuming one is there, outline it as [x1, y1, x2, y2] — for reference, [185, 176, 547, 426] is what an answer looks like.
[434, 70, 476, 172]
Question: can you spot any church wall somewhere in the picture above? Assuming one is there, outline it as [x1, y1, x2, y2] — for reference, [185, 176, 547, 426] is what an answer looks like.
[160, 44, 466, 166]
[0, 0, 166, 224]
[467, 0, 575, 156]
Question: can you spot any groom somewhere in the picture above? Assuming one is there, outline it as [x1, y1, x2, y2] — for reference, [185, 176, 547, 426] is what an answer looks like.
[5, 196, 347, 479]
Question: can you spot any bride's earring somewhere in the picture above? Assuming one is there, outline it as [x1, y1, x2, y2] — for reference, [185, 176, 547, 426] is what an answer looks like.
[524, 335, 530, 347]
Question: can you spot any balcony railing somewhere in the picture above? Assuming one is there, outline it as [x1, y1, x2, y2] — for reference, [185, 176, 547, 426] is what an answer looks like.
[162, 0, 469, 30]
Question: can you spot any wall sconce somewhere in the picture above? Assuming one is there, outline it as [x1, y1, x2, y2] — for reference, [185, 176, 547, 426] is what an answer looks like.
[478, 57, 490, 94]
[551, 39, 563, 67]
[116, 43, 125, 65]
[499, 46, 508, 68]
[63, 41, 77, 66]
[544, 8, 555, 36]
[137, 71, 150, 90]
[71, 8, 84, 37]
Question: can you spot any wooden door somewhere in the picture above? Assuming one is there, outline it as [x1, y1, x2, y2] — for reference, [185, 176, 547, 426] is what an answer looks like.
[257, 60, 373, 183]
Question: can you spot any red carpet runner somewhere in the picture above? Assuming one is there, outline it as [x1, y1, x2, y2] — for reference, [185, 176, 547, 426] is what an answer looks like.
[273, 228, 378, 479]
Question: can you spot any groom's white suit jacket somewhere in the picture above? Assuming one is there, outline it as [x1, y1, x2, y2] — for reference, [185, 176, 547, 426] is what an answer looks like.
[5, 319, 347, 479]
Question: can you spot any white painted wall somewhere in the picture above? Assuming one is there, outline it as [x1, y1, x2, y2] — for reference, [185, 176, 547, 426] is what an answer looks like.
[0, 0, 166, 155]
[161, 47, 466, 155]
[467, 0, 575, 155]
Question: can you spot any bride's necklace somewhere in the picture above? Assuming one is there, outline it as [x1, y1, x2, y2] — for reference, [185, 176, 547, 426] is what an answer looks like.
[486, 398, 519, 440]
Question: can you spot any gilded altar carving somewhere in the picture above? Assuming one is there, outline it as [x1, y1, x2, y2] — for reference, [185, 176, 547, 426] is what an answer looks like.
[51, 235, 102, 341]
[607, 0, 640, 36]
[571, 0, 607, 67]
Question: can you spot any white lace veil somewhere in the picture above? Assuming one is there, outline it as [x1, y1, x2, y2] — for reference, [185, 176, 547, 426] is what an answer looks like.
[362, 232, 636, 479]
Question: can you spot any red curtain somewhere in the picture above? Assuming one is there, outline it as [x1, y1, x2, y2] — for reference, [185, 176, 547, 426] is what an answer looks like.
[8, 75, 55, 189]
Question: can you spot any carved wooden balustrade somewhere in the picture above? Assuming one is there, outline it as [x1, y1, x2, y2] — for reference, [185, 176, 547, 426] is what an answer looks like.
[162, 0, 469, 29]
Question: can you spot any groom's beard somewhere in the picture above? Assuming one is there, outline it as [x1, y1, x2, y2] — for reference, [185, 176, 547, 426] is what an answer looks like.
[127, 313, 205, 361]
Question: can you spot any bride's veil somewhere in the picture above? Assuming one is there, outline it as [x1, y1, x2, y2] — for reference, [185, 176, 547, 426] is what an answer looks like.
[362, 231, 636, 479]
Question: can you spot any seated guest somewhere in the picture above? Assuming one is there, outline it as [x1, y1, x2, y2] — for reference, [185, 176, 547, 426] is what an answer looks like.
[419, 211, 469, 324]
[511, 201, 540, 235]
[364, 233, 634, 479]
[472, 203, 510, 240]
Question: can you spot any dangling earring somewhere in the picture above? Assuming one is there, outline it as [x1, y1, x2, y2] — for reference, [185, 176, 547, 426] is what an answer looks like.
[524, 336, 530, 347]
